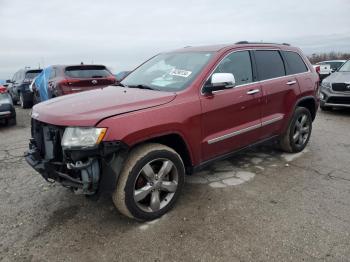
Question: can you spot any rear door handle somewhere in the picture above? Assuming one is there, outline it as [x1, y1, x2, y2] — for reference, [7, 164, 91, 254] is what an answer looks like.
[246, 89, 260, 95]
[286, 80, 297, 85]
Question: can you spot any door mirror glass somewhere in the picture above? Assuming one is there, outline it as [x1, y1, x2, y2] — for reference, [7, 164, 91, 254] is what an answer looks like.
[203, 73, 235, 94]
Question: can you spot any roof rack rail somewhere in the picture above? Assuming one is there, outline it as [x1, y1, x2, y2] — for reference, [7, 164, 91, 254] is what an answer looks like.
[235, 41, 290, 46]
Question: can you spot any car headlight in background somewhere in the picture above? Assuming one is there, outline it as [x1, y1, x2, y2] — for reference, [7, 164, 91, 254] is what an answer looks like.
[321, 81, 331, 89]
[61, 127, 107, 148]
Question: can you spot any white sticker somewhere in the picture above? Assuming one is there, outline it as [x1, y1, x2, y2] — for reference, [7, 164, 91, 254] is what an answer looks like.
[169, 68, 192, 78]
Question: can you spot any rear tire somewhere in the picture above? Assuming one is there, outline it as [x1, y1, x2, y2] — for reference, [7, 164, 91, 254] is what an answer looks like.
[280, 107, 312, 153]
[19, 93, 32, 109]
[4, 117, 16, 126]
[113, 143, 185, 221]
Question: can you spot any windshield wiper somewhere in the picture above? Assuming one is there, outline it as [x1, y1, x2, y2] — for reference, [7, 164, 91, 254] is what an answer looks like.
[113, 82, 126, 87]
[127, 84, 159, 91]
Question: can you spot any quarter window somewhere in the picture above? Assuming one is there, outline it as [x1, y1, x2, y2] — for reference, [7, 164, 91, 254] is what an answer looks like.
[283, 51, 308, 74]
[212, 51, 253, 86]
[255, 50, 286, 80]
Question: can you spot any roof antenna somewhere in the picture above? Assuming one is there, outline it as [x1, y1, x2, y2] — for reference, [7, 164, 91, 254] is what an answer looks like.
[80, 62, 84, 65]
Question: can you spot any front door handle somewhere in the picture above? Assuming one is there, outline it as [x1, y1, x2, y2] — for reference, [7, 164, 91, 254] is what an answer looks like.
[246, 89, 260, 95]
[286, 80, 297, 85]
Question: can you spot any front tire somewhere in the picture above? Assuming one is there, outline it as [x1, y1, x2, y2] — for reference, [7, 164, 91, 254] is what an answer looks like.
[113, 143, 185, 221]
[280, 107, 312, 153]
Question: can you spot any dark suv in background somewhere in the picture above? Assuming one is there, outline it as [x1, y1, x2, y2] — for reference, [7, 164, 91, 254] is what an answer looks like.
[8, 68, 42, 108]
[32, 64, 116, 103]
[26, 42, 319, 221]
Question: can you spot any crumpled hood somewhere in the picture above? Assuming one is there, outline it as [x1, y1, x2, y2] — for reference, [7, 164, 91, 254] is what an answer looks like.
[32, 86, 176, 126]
[324, 72, 350, 83]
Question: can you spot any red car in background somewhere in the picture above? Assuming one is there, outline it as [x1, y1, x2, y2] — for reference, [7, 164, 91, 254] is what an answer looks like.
[32, 64, 116, 103]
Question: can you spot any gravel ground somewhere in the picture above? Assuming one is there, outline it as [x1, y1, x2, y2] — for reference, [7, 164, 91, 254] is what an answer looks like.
[0, 107, 349, 262]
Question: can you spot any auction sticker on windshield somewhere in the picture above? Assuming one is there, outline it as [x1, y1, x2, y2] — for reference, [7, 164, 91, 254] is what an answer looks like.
[169, 68, 192, 78]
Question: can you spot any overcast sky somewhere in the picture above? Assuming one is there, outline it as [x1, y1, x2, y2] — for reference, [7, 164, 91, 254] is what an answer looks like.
[0, 0, 349, 79]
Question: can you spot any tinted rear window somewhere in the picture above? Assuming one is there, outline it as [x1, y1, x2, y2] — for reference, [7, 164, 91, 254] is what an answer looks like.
[283, 51, 308, 75]
[65, 66, 112, 78]
[255, 50, 286, 80]
[25, 70, 42, 79]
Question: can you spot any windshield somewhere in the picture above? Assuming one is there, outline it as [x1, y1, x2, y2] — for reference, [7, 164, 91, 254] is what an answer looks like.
[338, 61, 350, 72]
[121, 52, 213, 91]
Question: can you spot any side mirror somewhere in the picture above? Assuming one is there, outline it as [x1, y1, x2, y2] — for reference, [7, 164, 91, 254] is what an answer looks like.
[203, 73, 235, 94]
[6, 79, 12, 83]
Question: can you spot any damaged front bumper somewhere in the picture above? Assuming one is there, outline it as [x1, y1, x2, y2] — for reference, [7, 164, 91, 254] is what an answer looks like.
[25, 138, 128, 196]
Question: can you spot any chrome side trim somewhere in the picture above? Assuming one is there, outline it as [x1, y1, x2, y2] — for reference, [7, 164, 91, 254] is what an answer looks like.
[261, 115, 284, 127]
[207, 116, 283, 144]
[325, 103, 350, 108]
[0, 111, 11, 116]
[208, 123, 261, 144]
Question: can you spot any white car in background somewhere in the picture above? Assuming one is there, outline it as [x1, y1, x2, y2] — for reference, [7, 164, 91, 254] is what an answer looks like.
[317, 60, 346, 73]
[313, 60, 346, 81]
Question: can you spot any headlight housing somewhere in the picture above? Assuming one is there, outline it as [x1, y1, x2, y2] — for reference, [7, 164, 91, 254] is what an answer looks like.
[321, 81, 332, 89]
[61, 127, 107, 148]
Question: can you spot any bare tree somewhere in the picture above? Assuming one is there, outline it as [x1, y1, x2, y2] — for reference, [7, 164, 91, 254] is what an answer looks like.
[308, 52, 350, 64]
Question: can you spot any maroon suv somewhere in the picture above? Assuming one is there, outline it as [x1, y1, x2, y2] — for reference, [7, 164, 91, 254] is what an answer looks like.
[26, 42, 319, 220]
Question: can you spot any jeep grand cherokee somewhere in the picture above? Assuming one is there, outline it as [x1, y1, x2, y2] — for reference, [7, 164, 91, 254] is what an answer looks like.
[26, 42, 319, 221]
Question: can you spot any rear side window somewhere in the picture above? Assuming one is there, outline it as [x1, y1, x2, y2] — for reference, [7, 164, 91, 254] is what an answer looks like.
[213, 51, 253, 86]
[65, 66, 112, 78]
[255, 50, 285, 81]
[283, 51, 308, 74]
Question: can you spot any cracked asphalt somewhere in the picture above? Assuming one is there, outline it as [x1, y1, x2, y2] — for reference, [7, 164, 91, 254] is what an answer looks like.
[0, 107, 350, 262]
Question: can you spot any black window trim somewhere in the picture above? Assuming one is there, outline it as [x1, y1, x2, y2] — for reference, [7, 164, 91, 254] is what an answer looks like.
[200, 49, 257, 95]
[200, 48, 311, 95]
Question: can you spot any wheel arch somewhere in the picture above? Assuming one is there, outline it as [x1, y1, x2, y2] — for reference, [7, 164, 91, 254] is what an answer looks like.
[295, 96, 317, 121]
[129, 133, 194, 174]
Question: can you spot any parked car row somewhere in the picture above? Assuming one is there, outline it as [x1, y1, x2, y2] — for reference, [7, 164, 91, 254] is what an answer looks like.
[3, 41, 349, 219]
[4, 64, 118, 109]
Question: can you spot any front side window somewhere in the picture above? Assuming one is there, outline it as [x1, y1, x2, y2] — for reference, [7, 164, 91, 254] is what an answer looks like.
[212, 51, 253, 86]
[283, 51, 308, 75]
[122, 52, 213, 91]
[338, 61, 350, 72]
[255, 50, 286, 80]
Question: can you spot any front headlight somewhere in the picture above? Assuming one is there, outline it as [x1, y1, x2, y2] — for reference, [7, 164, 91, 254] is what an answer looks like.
[61, 127, 107, 148]
[321, 81, 332, 89]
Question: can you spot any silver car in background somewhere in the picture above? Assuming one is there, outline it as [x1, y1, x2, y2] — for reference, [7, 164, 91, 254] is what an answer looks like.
[320, 60, 350, 110]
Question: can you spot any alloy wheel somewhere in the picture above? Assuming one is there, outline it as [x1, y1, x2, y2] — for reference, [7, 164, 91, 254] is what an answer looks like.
[133, 158, 178, 213]
[293, 113, 310, 147]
